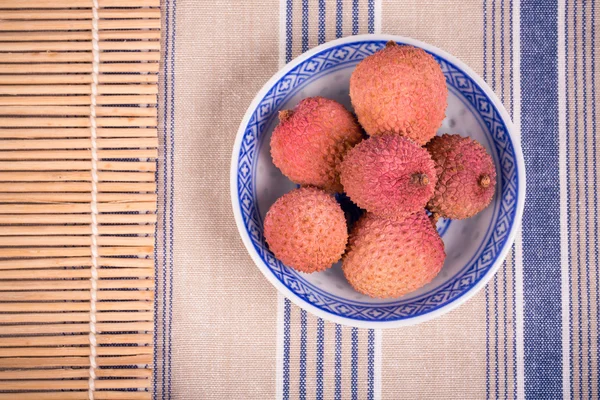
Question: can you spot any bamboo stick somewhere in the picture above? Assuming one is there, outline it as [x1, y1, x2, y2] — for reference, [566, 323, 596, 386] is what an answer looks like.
[0, 302, 153, 313]
[0, 42, 160, 53]
[0, 9, 161, 20]
[0, 171, 156, 182]
[0, 74, 158, 85]
[0, 182, 156, 193]
[0, 246, 154, 258]
[0, 63, 160, 74]
[0, 355, 153, 368]
[0, 257, 153, 270]
[0, 0, 160, 8]
[0, 19, 161, 31]
[0, 290, 153, 301]
[0, 202, 156, 213]
[0, 193, 158, 203]
[0, 138, 159, 150]
[0, 256, 153, 270]
[0, 257, 93, 269]
[0, 313, 153, 325]
[0, 128, 158, 138]
[96, 257, 155, 268]
[0, 225, 155, 236]
[0, 214, 157, 224]
[0, 279, 154, 291]
[0, 30, 161, 42]
[0, 149, 159, 160]
[0, 322, 154, 335]
[0, 94, 157, 105]
[0, 367, 152, 379]
[0, 95, 158, 106]
[0, 393, 151, 400]
[0, 235, 155, 247]
[0, 312, 154, 324]
[0, 85, 158, 95]
[0, 51, 160, 63]
[0, 106, 157, 118]
[0, 268, 153, 279]
[0, 161, 156, 172]
[0, 334, 152, 347]
[0, 117, 157, 128]
[0, 379, 151, 391]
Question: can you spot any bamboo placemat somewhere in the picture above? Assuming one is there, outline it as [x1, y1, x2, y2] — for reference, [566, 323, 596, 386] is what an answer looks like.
[0, 1, 159, 398]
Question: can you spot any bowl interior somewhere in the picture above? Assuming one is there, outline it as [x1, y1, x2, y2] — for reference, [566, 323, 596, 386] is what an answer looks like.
[235, 39, 520, 324]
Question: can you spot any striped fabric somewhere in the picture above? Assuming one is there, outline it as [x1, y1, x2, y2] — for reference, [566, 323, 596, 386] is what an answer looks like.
[154, 0, 600, 398]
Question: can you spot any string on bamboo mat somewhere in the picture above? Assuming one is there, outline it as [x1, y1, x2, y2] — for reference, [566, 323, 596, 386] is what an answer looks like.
[0, 1, 159, 399]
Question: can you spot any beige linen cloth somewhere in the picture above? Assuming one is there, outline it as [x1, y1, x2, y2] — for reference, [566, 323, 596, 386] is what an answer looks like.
[154, 0, 600, 398]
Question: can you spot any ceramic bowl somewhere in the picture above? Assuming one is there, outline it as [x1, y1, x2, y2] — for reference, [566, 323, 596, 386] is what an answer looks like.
[230, 34, 525, 328]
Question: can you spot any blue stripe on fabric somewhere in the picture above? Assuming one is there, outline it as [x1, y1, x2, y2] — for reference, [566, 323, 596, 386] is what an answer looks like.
[159, 0, 172, 396]
[565, 1, 574, 396]
[318, 0, 326, 44]
[286, 0, 293, 63]
[483, 0, 488, 83]
[573, 1, 583, 396]
[492, 0, 496, 90]
[282, 4, 292, 399]
[336, 0, 343, 38]
[581, 2, 592, 397]
[167, 1, 177, 396]
[299, 310, 307, 400]
[335, 324, 342, 400]
[302, 0, 309, 53]
[367, 329, 375, 400]
[483, 2, 490, 395]
[352, 0, 359, 35]
[316, 318, 324, 400]
[485, 287, 490, 399]
[495, 276, 500, 399]
[351, 328, 358, 400]
[500, 0, 509, 395]
[283, 299, 292, 400]
[501, 0, 506, 104]
[491, 3, 500, 395]
[509, 1, 518, 397]
[368, 0, 375, 34]
[521, 1, 563, 398]
[592, 1, 600, 392]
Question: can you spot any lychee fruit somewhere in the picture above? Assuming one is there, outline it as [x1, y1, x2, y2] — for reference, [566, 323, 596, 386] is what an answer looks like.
[339, 134, 437, 218]
[270, 97, 363, 192]
[264, 187, 348, 273]
[343, 211, 446, 298]
[426, 134, 497, 219]
[349, 41, 448, 145]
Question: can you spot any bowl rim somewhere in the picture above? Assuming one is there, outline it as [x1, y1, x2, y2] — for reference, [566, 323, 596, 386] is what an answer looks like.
[230, 34, 526, 329]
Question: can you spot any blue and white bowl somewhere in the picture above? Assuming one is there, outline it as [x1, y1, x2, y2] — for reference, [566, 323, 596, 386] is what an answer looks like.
[230, 35, 525, 328]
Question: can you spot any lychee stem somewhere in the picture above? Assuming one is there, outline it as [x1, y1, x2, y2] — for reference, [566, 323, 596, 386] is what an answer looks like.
[386, 40, 397, 47]
[479, 174, 491, 188]
[411, 173, 430, 186]
[429, 212, 440, 228]
[279, 110, 293, 122]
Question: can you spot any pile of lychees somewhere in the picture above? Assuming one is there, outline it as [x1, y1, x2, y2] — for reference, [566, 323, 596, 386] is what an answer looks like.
[264, 42, 496, 298]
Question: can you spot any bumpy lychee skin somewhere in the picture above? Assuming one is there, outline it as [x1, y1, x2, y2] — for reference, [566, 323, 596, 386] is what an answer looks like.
[339, 135, 437, 218]
[264, 187, 348, 273]
[349, 42, 448, 145]
[426, 134, 497, 219]
[270, 97, 363, 192]
[343, 211, 446, 298]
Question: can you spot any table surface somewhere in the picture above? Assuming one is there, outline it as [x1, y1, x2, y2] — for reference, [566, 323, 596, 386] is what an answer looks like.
[154, 0, 599, 398]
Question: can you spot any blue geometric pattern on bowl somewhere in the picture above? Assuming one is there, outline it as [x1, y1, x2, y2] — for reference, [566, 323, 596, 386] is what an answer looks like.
[236, 40, 519, 322]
